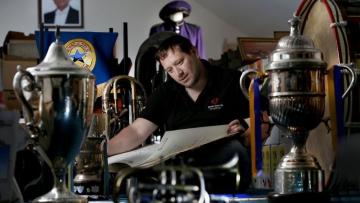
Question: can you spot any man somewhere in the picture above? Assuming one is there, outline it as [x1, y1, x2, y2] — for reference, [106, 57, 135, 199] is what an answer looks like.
[44, 0, 79, 24]
[108, 35, 269, 191]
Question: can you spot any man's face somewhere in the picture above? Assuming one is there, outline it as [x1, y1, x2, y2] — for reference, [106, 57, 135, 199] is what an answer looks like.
[53, 0, 70, 11]
[160, 46, 201, 88]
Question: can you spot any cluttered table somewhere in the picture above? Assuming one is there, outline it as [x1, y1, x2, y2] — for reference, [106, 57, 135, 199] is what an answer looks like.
[86, 191, 360, 203]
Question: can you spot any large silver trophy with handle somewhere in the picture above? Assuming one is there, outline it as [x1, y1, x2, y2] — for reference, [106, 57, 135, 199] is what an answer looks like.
[13, 31, 95, 202]
[240, 16, 357, 194]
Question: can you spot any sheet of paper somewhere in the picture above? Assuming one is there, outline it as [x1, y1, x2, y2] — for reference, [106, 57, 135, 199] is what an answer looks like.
[108, 143, 159, 166]
[151, 124, 228, 159]
[108, 124, 229, 168]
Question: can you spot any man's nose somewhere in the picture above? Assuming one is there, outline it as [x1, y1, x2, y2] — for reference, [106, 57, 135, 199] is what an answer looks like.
[175, 67, 184, 77]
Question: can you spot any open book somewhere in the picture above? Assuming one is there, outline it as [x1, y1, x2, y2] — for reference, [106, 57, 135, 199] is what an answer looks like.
[108, 124, 228, 168]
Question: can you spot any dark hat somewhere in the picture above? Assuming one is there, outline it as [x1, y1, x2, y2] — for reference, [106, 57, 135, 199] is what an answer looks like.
[159, 0, 192, 21]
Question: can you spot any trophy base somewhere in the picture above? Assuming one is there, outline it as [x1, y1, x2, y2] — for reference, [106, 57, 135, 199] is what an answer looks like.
[32, 187, 87, 203]
[268, 191, 330, 203]
[274, 152, 324, 194]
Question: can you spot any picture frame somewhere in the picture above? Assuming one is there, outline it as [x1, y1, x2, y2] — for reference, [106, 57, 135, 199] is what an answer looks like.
[237, 37, 278, 60]
[38, 0, 84, 28]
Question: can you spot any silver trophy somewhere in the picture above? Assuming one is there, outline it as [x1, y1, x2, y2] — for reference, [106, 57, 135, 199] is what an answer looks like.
[267, 17, 356, 193]
[240, 16, 357, 194]
[13, 33, 95, 202]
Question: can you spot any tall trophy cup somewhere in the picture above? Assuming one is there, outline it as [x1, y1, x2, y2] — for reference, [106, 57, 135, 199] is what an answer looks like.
[240, 16, 357, 195]
[266, 16, 356, 194]
[13, 32, 95, 202]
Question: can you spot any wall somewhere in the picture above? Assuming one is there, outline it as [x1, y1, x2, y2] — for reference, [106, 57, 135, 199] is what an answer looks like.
[0, 0, 295, 70]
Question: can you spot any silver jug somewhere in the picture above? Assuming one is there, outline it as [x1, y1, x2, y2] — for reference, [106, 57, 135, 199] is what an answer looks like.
[13, 33, 95, 202]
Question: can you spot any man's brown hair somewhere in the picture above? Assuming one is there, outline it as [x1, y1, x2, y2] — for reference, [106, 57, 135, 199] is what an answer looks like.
[156, 34, 194, 61]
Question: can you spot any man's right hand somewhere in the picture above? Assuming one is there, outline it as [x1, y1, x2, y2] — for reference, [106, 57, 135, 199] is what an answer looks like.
[107, 118, 158, 156]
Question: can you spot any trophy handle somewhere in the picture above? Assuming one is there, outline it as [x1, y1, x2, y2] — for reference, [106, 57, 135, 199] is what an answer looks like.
[335, 64, 358, 99]
[239, 68, 266, 99]
[13, 66, 39, 137]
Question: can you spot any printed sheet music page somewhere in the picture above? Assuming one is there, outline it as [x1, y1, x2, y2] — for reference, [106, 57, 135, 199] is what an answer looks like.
[108, 124, 228, 168]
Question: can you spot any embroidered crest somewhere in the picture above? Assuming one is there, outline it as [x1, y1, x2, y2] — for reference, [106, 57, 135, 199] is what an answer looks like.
[64, 38, 96, 71]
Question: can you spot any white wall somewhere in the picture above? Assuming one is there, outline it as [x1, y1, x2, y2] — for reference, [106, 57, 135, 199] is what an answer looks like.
[0, 0, 292, 65]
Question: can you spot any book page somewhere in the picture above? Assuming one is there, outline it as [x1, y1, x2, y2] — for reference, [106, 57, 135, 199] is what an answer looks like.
[148, 124, 228, 161]
[108, 124, 229, 168]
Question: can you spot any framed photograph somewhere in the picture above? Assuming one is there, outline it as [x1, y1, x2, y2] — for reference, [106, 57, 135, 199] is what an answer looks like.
[237, 37, 278, 60]
[38, 0, 84, 28]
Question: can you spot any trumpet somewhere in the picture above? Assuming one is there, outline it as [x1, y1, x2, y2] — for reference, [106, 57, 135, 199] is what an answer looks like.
[102, 75, 147, 139]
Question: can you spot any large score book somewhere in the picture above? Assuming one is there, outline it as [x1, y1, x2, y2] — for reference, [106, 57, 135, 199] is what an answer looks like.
[108, 124, 228, 168]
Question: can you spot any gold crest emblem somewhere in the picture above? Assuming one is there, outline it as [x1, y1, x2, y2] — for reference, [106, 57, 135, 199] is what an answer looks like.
[64, 39, 96, 71]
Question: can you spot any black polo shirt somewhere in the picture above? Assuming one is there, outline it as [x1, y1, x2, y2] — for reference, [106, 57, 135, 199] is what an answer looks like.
[140, 61, 250, 131]
[139, 61, 264, 191]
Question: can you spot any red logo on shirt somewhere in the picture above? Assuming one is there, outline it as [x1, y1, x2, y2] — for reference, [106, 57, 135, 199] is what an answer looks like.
[208, 97, 223, 111]
[210, 97, 220, 105]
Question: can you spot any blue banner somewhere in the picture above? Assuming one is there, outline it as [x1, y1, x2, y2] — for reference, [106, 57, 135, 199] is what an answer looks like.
[35, 31, 118, 86]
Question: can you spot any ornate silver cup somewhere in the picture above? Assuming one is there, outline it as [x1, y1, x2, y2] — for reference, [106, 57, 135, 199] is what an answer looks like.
[240, 16, 357, 194]
[13, 35, 95, 202]
[266, 17, 356, 194]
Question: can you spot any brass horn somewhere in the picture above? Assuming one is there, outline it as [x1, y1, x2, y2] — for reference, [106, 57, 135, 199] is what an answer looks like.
[111, 165, 210, 203]
[102, 75, 147, 139]
[73, 76, 146, 197]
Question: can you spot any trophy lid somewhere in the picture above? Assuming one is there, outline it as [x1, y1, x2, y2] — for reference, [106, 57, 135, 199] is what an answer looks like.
[266, 15, 326, 71]
[27, 29, 94, 77]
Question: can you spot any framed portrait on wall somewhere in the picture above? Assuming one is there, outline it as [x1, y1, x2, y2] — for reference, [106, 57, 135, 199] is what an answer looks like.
[38, 0, 84, 28]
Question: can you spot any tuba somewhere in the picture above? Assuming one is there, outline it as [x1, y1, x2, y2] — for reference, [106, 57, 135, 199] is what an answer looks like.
[102, 75, 147, 139]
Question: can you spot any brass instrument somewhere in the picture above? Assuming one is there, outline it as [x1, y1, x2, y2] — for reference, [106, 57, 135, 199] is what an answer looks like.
[73, 75, 147, 198]
[102, 75, 147, 139]
[102, 75, 147, 198]
[112, 165, 210, 203]
[110, 155, 242, 202]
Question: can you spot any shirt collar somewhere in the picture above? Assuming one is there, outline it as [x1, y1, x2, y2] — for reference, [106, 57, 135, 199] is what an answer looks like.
[56, 5, 70, 15]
